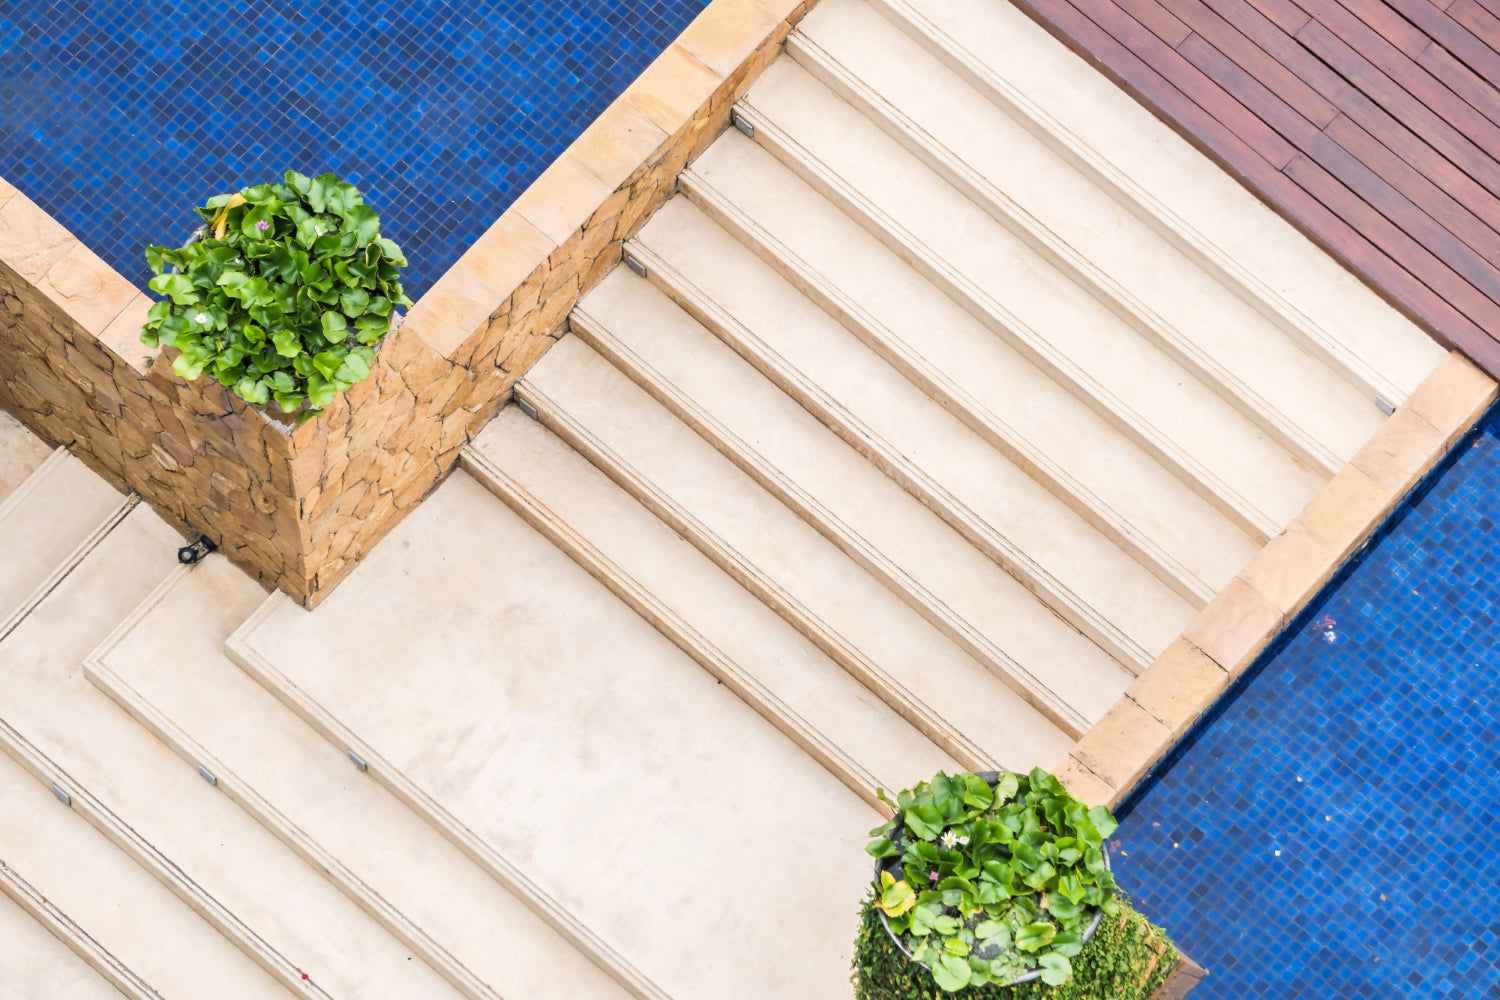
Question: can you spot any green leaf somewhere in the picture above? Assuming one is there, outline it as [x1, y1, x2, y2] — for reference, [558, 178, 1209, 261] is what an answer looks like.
[1087, 805, 1119, 840]
[906, 804, 943, 841]
[340, 286, 370, 315]
[149, 273, 197, 305]
[992, 772, 1020, 805]
[930, 954, 972, 992]
[309, 174, 337, 214]
[321, 311, 348, 338]
[1038, 952, 1072, 986]
[172, 352, 205, 381]
[272, 328, 302, 358]
[343, 204, 380, 247]
[241, 205, 274, 238]
[1015, 922, 1057, 953]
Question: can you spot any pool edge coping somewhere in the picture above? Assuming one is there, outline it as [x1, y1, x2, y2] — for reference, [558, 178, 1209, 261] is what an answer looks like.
[1056, 350, 1500, 810]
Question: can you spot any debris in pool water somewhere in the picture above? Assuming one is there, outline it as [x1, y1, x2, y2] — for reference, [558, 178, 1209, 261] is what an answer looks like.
[1311, 613, 1338, 644]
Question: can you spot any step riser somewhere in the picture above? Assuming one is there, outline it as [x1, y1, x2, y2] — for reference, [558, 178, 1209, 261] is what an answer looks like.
[0, 863, 161, 1000]
[704, 119, 1288, 540]
[513, 375, 1042, 751]
[0, 718, 330, 1000]
[461, 447, 891, 812]
[786, 27, 1343, 476]
[864, 0, 1400, 406]
[572, 305, 1152, 689]
[81, 602, 502, 1000]
[223, 606, 673, 1000]
[628, 232, 1215, 608]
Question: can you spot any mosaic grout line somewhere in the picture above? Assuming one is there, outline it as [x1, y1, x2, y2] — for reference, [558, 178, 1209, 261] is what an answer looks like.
[0, 0, 711, 300]
[1114, 403, 1500, 999]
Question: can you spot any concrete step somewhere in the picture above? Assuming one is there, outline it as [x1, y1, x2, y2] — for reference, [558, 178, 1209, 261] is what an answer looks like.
[679, 133, 1283, 543]
[84, 555, 631, 1000]
[225, 469, 884, 1000]
[0, 504, 465, 1000]
[734, 61, 1329, 533]
[466, 408, 960, 802]
[790, 0, 1385, 469]
[867, 0, 1446, 404]
[573, 269, 1163, 692]
[0, 744, 293, 1000]
[520, 334, 1085, 747]
[0, 448, 135, 639]
[0, 407, 54, 504]
[675, 156, 1265, 593]
[631, 195, 1254, 611]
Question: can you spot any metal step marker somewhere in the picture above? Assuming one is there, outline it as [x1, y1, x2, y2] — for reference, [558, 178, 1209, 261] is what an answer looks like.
[197, 764, 218, 787]
[731, 108, 755, 139]
[51, 784, 71, 807]
[624, 252, 648, 279]
[517, 397, 540, 421]
[1375, 395, 1396, 416]
[347, 750, 368, 772]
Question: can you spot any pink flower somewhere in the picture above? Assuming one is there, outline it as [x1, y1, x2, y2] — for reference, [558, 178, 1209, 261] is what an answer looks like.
[256, 220, 270, 231]
[929, 871, 939, 882]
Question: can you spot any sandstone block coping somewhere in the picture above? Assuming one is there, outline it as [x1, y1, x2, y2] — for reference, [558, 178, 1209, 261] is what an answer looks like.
[1057, 351, 1498, 809]
[0, 0, 823, 608]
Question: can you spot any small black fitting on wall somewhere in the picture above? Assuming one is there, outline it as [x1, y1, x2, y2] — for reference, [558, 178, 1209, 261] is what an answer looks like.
[177, 535, 217, 565]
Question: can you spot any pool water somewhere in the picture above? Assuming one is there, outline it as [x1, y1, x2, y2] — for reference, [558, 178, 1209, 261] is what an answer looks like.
[0, 0, 710, 299]
[1114, 405, 1500, 999]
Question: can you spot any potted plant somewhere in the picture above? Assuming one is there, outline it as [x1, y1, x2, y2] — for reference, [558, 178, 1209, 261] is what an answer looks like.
[864, 768, 1120, 992]
[141, 171, 411, 422]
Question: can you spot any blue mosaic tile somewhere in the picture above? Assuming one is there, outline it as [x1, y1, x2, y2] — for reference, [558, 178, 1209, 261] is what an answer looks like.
[0, 0, 710, 299]
[1113, 405, 1500, 999]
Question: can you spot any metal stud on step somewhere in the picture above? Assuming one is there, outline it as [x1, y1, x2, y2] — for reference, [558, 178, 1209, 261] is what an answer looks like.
[517, 397, 539, 421]
[51, 784, 71, 807]
[624, 253, 648, 279]
[1375, 396, 1396, 416]
[731, 108, 755, 139]
[197, 764, 218, 787]
[347, 750, 368, 772]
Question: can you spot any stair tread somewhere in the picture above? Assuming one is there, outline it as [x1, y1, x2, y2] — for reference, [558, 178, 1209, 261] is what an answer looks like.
[0, 408, 54, 506]
[524, 334, 1086, 744]
[0, 751, 294, 1000]
[92, 554, 631, 1000]
[0, 450, 127, 623]
[876, 0, 1445, 400]
[576, 269, 1160, 695]
[795, 0, 1385, 463]
[229, 469, 884, 1000]
[468, 407, 959, 794]
[636, 194, 1259, 603]
[0, 506, 464, 1000]
[738, 59, 1327, 529]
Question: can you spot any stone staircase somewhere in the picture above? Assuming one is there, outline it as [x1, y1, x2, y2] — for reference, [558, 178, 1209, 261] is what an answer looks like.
[0, 0, 1448, 997]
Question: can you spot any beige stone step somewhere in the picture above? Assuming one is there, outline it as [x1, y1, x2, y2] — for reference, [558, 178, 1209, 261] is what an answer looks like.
[791, 0, 1385, 469]
[633, 195, 1259, 608]
[679, 135, 1281, 544]
[464, 407, 959, 802]
[0, 744, 293, 1000]
[0, 407, 54, 504]
[520, 333, 1087, 745]
[573, 269, 1167, 693]
[733, 62, 1329, 533]
[0, 448, 135, 639]
[675, 157, 1268, 592]
[0, 505, 465, 1000]
[225, 469, 883, 1000]
[867, 0, 1446, 402]
[83, 555, 629, 1000]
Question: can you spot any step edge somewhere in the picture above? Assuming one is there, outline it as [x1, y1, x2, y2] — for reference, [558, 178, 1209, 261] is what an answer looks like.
[461, 440, 892, 812]
[0, 713, 333, 1000]
[866, 0, 1404, 405]
[224, 595, 672, 1000]
[0, 859, 164, 1000]
[725, 104, 1288, 540]
[0, 494, 141, 644]
[786, 26, 1347, 474]
[82, 600, 503, 1000]
[673, 169, 1259, 581]
[515, 369, 1080, 745]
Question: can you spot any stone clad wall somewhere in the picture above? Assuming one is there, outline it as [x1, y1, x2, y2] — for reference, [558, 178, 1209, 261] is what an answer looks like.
[0, 0, 821, 606]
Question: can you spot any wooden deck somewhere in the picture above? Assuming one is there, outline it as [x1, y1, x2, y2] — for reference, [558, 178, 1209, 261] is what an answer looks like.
[1007, 0, 1500, 376]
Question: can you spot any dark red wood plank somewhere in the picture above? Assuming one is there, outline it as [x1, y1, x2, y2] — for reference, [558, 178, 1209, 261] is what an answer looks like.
[1128, 0, 1194, 44]
[1294, 19, 1500, 198]
[1450, 0, 1500, 51]
[1383, 0, 1500, 85]
[1416, 40, 1500, 133]
[1298, 0, 1500, 159]
[1244, 0, 1311, 33]
[1336, 0, 1434, 57]
[1158, 0, 1338, 125]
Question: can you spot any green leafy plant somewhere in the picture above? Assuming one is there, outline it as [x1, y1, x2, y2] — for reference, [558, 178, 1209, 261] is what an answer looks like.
[142, 172, 411, 421]
[866, 769, 1120, 992]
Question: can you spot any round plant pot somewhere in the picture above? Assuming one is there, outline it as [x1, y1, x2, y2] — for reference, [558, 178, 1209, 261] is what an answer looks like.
[872, 770, 1111, 987]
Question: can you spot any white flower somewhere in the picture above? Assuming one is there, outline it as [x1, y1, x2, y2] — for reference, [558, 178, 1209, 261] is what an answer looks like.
[939, 830, 958, 849]
[193, 312, 209, 324]
[958, 835, 970, 846]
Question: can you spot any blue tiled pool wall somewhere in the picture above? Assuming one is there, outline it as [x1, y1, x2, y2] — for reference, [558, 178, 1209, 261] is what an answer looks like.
[1112, 404, 1500, 999]
[0, 0, 712, 300]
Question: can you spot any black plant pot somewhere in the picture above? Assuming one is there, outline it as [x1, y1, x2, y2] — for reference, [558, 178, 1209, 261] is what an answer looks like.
[872, 770, 1110, 987]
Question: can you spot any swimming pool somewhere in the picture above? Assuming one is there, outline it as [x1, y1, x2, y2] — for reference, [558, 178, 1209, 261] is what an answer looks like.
[1114, 404, 1500, 999]
[0, 0, 710, 299]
